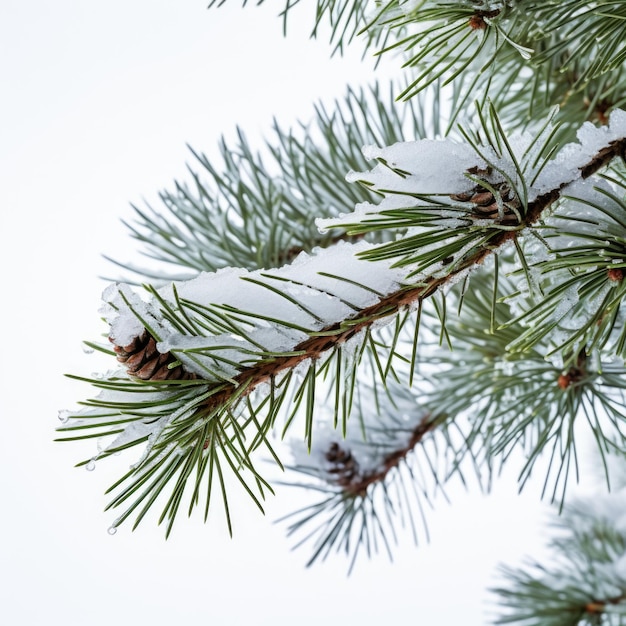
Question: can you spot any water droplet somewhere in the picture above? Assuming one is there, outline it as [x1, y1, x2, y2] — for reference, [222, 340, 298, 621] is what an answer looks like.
[82, 343, 94, 354]
[85, 459, 96, 471]
[107, 526, 117, 536]
[57, 410, 70, 424]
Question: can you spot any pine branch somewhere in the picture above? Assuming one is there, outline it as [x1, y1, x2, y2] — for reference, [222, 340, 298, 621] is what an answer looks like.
[492, 483, 626, 625]
[208, 1, 626, 145]
[278, 377, 457, 571]
[60, 107, 626, 534]
[370, 1, 626, 140]
[418, 267, 626, 506]
[212, 111, 626, 404]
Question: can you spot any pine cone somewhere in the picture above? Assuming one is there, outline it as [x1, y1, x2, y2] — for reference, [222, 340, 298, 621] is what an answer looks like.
[325, 442, 360, 488]
[557, 349, 587, 390]
[451, 180, 521, 226]
[111, 331, 196, 381]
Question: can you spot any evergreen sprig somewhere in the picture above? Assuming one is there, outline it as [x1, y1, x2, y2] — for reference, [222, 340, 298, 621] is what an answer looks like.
[61, 103, 626, 539]
[372, 1, 534, 102]
[213, 1, 626, 144]
[492, 485, 626, 625]
[278, 378, 457, 572]
[420, 267, 626, 506]
[60, 3, 626, 609]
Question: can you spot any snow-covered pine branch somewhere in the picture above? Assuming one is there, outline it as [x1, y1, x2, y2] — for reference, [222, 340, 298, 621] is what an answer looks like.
[106, 108, 626, 396]
[493, 483, 626, 623]
[59, 108, 626, 537]
[55, 2, 626, 621]
[280, 378, 443, 572]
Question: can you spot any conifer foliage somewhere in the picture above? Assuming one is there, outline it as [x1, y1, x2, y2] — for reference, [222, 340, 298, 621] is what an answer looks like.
[59, 2, 626, 622]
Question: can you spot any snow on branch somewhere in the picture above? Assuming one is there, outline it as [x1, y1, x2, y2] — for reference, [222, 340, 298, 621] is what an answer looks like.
[280, 379, 448, 570]
[105, 110, 626, 402]
[319, 109, 626, 232]
[104, 239, 407, 382]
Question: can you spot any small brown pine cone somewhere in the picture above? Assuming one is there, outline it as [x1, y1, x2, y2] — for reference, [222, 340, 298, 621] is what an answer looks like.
[451, 180, 520, 226]
[558, 350, 587, 390]
[325, 442, 360, 488]
[468, 8, 500, 30]
[110, 331, 196, 381]
[557, 374, 571, 390]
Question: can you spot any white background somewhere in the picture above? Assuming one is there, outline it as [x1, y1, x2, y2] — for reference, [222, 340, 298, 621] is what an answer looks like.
[1, 2, 556, 624]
